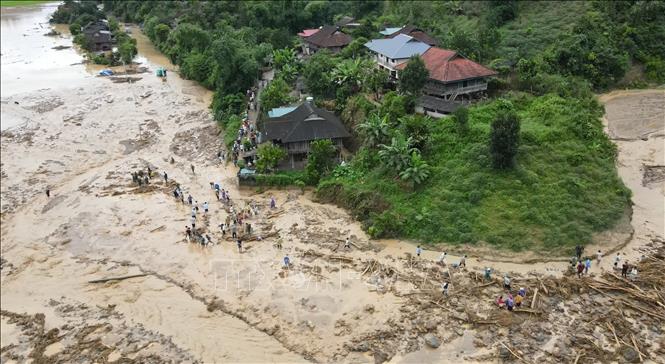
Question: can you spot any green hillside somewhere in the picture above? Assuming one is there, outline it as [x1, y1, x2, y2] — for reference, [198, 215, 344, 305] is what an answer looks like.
[82, 0, 664, 250]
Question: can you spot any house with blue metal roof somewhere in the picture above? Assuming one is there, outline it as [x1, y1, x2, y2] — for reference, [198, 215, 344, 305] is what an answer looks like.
[364, 34, 431, 79]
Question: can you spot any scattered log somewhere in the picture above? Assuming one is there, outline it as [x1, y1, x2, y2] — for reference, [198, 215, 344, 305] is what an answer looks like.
[475, 280, 496, 289]
[149, 225, 165, 232]
[631, 333, 644, 363]
[88, 274, 150, 284]
[328, 255, 354, 263]
[606, 322, 620, 347]
[498, 341, 529, 364]
[512, 308, 542, 315]
[531, 288, 538, 309]
[609, 272, 645, 292]
[620, 299, 665, 320]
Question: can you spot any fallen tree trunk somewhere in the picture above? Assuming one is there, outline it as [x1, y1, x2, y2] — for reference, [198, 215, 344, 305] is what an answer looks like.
[88, 274, 150, 284]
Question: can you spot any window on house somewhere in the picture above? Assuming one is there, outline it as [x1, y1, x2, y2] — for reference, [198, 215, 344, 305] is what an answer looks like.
[463, 80, 468, 87]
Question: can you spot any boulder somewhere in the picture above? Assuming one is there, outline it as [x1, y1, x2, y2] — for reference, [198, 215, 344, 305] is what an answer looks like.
[499, 346, 511, 359]
[424, 333, 441, 348]
[351, 341, 370, 352]
[622, 347, 640, 363]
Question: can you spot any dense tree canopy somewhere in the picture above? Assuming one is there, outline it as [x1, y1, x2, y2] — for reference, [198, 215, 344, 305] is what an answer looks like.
[398, 56, 428, 96]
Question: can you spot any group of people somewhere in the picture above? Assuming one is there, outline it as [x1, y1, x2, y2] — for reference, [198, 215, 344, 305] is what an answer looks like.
[613, 252, 639, 280]
[130, 167, 153, 186]
[496, 287, 528, 311]
[231, 118, 261, 168]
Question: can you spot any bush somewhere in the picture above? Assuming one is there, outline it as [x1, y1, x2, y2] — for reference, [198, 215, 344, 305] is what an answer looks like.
[255, 171, 308, 186]
[490, 111, 521, 169]
[69, 22, 81, 35]
[260, 77, 293, 111]
[256, 143, 287, 173]
[305, 139, 337, 184]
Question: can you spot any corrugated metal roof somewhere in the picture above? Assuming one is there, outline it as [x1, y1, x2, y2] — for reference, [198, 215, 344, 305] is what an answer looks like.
[268, 106, 297, 118]
[364, 34, 431, 59]
[379, 26, 403, 35]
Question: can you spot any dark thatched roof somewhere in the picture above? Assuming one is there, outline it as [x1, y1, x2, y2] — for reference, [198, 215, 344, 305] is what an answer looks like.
[304, 25, 352, 48]
[386, 25, 438, 46]
[263, 102, 350, 143]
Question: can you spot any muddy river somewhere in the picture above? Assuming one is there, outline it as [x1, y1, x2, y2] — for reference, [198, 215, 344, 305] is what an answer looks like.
[1, 3, 663, 363]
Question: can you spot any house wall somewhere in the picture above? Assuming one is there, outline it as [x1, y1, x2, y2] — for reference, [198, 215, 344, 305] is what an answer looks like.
[423, 78, 488, 97]
[277, 138, 345, 170]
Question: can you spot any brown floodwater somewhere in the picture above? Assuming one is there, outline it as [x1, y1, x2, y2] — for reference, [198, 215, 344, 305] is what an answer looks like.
[1, 3, 91, 107]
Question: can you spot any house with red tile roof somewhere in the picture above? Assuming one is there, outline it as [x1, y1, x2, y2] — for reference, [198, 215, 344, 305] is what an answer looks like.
[297, 29, 320, 38]
[395, 47, 497, 117]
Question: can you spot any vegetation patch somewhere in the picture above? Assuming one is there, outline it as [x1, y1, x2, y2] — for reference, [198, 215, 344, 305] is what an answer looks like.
[317, 95, 630, 251]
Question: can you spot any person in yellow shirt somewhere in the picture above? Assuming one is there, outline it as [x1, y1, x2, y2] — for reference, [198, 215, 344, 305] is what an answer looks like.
[515, 294, 524, 307]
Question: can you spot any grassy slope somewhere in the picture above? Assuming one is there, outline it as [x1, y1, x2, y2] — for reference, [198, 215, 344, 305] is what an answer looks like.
[319, 95, 630, 251]
[497, 1, 591, 62]
[1, 0, 53, 7]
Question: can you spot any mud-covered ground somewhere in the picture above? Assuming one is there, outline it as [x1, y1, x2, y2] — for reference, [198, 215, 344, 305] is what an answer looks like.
[1, 10, 664, 362]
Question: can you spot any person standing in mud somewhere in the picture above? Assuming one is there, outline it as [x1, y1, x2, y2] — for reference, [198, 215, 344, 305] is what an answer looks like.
[416, 245, 422, 257]
[442, 281, 449, 296]
[614, 253, 621, 269]
[283, 254, 290, 268]
[236, 238, 243, 253]
[459, 255, 467, 268]
[190, 164, 195, 174]
[576, 260, 584, 278]
[503, 275, 511, 290]
[220, 223, 227, 237]
[584, 257, 591, 274]
[231, 223, 237, 239]
[344, 237, 351, 250]
[163, 171, 168, 183]
[191, 216, 196, 230]
[621, 261, 630, 278]
[203, 201, 209, 214]
[187, 194, 193, 205]
[438, 252, 447, 265]
[185, 226, 192, 242]
[45, 188, 50, 198]
[596, 250, 603, 264]
[575, 244, 584, 260]
[270, 196, 276, 209]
